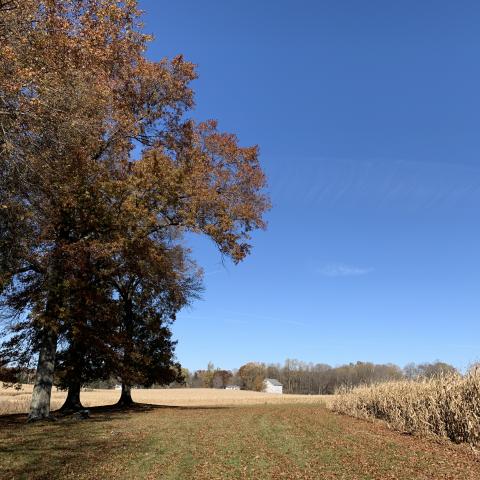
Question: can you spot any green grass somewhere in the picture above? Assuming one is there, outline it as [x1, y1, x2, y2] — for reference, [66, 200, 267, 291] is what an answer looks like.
[1, 404, 479, 479]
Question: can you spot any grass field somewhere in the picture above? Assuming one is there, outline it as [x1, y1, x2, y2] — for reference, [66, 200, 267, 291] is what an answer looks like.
[1, 388, 479, 479]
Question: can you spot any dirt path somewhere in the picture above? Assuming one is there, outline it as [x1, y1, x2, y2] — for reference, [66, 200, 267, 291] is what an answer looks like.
[1, 404, 479, 479]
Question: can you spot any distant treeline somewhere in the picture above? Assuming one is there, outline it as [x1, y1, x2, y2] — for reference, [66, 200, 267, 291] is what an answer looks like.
[1, 360, 458, 396]
[182, 360, 458, 395]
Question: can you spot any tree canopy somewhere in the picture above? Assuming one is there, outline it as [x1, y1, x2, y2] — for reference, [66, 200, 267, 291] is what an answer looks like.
[0, 0, 269, 419]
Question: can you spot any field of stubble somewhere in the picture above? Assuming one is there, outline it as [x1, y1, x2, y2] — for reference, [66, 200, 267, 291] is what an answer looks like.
[0, 385, 331, 415]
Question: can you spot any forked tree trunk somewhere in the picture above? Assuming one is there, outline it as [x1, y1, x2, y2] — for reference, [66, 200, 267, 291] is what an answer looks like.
[28, 327, 58, 421]
[59, 381, 83, 412]
[116, 382, 133, 407]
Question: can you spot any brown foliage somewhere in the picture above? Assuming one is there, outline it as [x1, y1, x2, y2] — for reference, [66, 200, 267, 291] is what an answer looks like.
[238, 362, 266, 391]
[0, 1, 269, 416]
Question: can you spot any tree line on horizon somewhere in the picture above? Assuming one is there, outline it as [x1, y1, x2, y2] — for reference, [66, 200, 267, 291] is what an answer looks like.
[0, 1, 269, 420]
[2, 359, 458, 396]
[180, 360, 458, 395]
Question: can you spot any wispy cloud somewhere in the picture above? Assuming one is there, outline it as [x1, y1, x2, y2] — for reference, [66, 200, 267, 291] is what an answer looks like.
[318, 263, 373, 277]
[270, 156, 480, 211]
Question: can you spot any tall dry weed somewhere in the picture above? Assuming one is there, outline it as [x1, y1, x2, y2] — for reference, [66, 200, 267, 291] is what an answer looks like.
[332, 369, 480, 446]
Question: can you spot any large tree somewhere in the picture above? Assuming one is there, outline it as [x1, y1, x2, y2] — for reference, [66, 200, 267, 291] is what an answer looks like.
[0, 0, 269, 420]
[53, 246, 119, 412]
[109, 238, 202, 407]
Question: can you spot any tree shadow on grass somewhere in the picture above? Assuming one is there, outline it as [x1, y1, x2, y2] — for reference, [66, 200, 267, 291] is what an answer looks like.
[1, 416, 121, 479]
[0, 403, 232, 479]
[0, 402, 231, 426]
[77, 402, 232, 414]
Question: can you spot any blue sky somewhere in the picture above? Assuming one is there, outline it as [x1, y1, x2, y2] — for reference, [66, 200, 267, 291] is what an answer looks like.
[140, 0, 480, 372]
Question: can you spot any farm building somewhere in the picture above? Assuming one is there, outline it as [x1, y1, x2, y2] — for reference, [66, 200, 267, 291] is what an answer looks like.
[225, 385, 241, 390]
[263, 378, 283, 394]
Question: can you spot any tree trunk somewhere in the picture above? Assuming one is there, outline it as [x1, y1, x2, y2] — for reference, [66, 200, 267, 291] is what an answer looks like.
[116, 299, 134, 408]
[59, 381, 83, 413]
[117, 382, 133, 407]
[59, 339, 86, 413]
[28, 326, 58, 421]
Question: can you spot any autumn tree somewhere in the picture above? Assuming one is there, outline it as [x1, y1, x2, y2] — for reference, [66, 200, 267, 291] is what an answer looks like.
[53, 251, 118, 412]
[403, 362, 457, 380]
[238, 362, 266, 391]
[212, 370, 233, 389]
[0, 0, 269, 420]
[109, 239, 202, 406]
[0, 0, 132, 420]
[51, 206, 202, 411]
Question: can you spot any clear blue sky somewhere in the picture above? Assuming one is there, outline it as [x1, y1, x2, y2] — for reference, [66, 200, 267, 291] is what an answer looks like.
[140, 0, 480, 372]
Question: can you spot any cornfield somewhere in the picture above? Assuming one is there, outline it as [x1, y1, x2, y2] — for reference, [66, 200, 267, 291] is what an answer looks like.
[332, 368, 480, 446]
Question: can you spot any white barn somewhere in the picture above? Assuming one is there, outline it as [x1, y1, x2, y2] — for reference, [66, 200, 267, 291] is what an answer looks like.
[263, 378, 283, 394]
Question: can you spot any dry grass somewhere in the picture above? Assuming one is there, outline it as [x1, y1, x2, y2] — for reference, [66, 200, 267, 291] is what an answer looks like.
[2, 386, 479, 479]
[332, 369, 480, 446]
[2, 403, 479, 479]
[0, 385, 65, 415]
[0, 385, 330, 415]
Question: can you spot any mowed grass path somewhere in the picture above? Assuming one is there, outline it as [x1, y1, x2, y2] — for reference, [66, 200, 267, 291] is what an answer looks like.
[1, 404, 479, 480]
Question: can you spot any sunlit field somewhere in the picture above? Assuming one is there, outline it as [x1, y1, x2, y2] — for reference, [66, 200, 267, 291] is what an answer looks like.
[0, 386, 331, 415]
[2, 402, 478, 479]
[2, 385, 480, 479]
